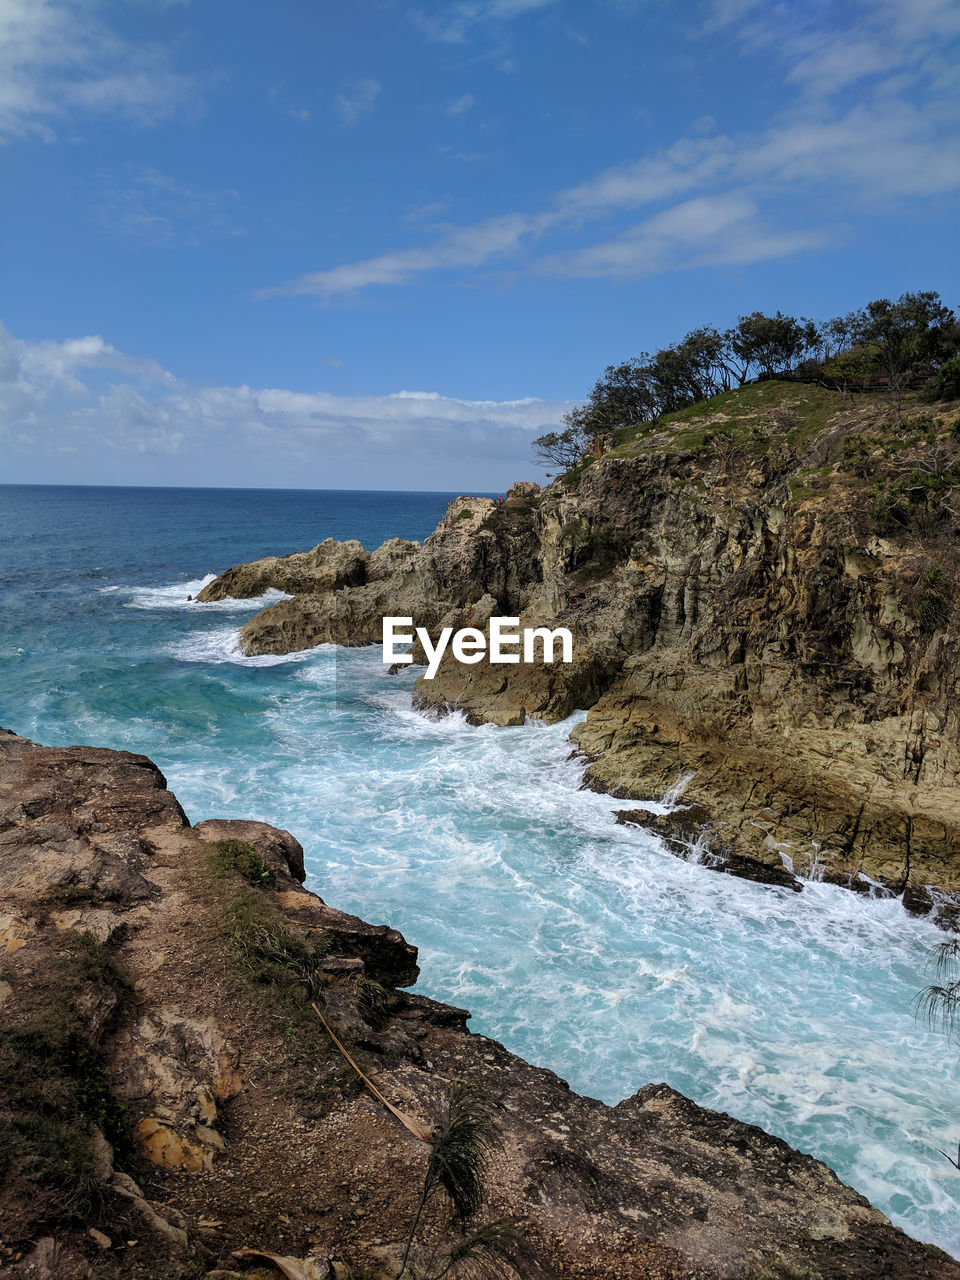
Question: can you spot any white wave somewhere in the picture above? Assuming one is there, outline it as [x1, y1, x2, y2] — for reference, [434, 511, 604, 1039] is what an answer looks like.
[101, 575, 292, 612]
[166, 626, 332, 667]
[79, 635, 960, 1258]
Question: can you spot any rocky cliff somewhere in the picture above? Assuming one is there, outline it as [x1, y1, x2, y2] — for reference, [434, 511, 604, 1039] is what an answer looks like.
[2, 727, 958, 1280]
[196, 382, 960, 907]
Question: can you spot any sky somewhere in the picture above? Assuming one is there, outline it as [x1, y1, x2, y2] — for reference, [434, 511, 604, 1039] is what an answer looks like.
[1, 0, 959, 491]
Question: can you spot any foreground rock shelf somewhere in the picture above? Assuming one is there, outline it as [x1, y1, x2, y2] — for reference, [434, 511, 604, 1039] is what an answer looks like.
[1, 725, 958, 1279]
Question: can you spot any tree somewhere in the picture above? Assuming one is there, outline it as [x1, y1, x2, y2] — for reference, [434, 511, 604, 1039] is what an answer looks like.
[917, 938, 960, 1171]
[727, 311, 819, 380]
[533, 358, 662, 472]
[927, 352, 960, 402]
[532, 424, 587, 470]
[848, 291, 958, 407]
[684, 325, 735, 394]
[658, 327, 734, 405]
[586, 358, 662, 431]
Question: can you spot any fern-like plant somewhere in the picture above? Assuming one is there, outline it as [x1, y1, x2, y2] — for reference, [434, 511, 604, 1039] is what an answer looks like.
[399, 1081, 523, 1280]
[916, 938, 960, 1169]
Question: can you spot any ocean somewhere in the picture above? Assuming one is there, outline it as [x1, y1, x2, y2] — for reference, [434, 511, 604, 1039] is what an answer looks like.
[2, 481, 959, 1257]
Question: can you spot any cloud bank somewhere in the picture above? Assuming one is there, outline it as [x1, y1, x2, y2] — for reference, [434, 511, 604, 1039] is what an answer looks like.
[0, 323, 570, 489]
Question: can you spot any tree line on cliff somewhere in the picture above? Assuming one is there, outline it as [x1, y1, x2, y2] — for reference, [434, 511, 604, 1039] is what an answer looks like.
[534, 290, 960, 470]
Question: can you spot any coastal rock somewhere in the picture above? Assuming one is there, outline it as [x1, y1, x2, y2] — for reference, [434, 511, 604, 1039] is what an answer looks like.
[194, 818, 307, 885]
[1, 729, 956, 1279]
[196, 538, 370, 602]
[200, 388, 960, 902]
[0, 729, 188, 911]
[236, 493, 538, 657]
[613, 805, 803, 891]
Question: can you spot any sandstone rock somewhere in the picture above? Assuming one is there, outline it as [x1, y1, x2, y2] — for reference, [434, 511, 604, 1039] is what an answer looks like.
[168, 812, 417, 989]
[197, 538, 369, 602]
[135, 1116, 212, 1172]
[0, 732, 188, 911]
[111, 1005, 242, 1169]
[273, 889, 419, 988]
[194, 818, 307, 885]
[200, 396, 960, 902]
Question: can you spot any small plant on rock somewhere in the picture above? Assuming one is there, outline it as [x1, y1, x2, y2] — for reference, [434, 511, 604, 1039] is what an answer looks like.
[915, 564, 952, 634]
[214, 838, 275, 887]
[398, 1081, 523, 1279]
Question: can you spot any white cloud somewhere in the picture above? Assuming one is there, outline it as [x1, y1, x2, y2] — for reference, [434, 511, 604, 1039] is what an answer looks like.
[703, 0, 960, 98]
[553, 136, 734, 219]
[335, 77, 382, 125]
[445, 93, 476, 116]
[20, 330, 177, 392]
[0, 321, 571, 482]
[0, 0, 200, 142]
[408, 0, 560, 44]
[259, 213, 533, 298]
[92, 166, 246, 245]
[261, 54, 960, 300]
[535, 194, 832, 280]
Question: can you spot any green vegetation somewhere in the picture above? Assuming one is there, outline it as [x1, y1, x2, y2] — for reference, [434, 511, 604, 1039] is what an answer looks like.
[916, 939, 960, 1175]
[915, 565, 952, 634]
[457, 508, 473, 520]
[868, 445, 960, 536]
[535, 290, 959, 472]
[481, 496, 538, 532]
[919, 937, 960, 1042]
[559, 517, 633, 580]
[212, 837, 275, 887]
[353, 974, 391, 1031]
[0, 932, 130, 1240]
[204, 842, 337, 1078]
[221, 882, 328, 1001]
[928, 352, 960, 401]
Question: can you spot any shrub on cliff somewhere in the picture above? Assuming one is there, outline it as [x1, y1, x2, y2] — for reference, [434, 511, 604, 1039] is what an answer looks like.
[536, 288, 958, 474]
[928, 353, 960, 402]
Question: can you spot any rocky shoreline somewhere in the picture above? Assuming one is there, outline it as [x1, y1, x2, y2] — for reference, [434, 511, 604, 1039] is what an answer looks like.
[2, 725, 959, 1279]
[194, 383, 960, 912]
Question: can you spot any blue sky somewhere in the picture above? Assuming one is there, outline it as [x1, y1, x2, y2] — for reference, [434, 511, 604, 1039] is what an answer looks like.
[2, 0, 959, 490]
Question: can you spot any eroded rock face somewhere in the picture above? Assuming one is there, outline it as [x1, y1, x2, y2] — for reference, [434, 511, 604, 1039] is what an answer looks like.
[0, 729, 188, 914]
[196, 402, 960, 901]
[235, 495, 534, 657]
[195, 819, 420, 988]
[1, 730, 957, 1279]
[197, 538, 370, 602]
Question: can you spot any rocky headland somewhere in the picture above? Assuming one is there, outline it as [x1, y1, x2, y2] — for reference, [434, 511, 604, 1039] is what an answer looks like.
[2, 726, 959, 1280]
[196, 381, 960, 908]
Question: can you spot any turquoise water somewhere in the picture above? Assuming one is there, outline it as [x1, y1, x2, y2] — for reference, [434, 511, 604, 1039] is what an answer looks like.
[2, 483, 960, 1257]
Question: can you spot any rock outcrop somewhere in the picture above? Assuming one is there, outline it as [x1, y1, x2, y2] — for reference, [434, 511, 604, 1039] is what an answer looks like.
[197, 387, 960, 903]
[197, 538, 370, 602]
[2, 727, 958, 1279]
